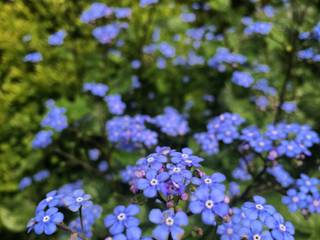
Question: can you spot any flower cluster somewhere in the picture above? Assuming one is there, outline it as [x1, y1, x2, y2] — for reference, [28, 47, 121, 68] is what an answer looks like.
[106, 115, 157, 151]
[231, 71, 254, 88]
[104, 94, 126, 115]
[83, 82, 109, 97]
[282, 174, 320, 214]
[208, 47, 247, 72]
[32, 100, 68, 149]
[217, 196, 295, 240]
[27, 181, 94, 236]
[243, 20, 273, 36]
[151, 107, 189, 137]
[241, 123, 319, 159]
[195, 113, 245, 155]
[80, 2, 113, 23]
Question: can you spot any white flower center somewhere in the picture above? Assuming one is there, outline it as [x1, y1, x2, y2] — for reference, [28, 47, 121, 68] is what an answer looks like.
[292, 197, 299, 203]
[287, 145, 293, 151]
[253, 234, 261, 240]
[226, 228, 233, 235]
[76, 197, 84, 203]
[205, 200, 214, 209]
[181, 153, 189, 158]
[117, 213, 126, 221]
[255, 204, 264, 210]
[306, 180, 311, 186]
[150, 179, 158, 186]
[173, 167, 181, 173]
[184, 159, 192, 164]
[225, 131, 231, 136]
[258, 142, 265, 147]
[165, 217, 174, 226]
[43, 215, 50, 223]
[46, 196, 53, 202]
[313, 200, 320, 207]
[147, 157, 154, 163]
[204, 178, 212, 184]
[279, 224, 286, 232]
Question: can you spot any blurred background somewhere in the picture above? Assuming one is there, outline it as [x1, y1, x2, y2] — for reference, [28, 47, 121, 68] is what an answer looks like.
[1, 0, 320, 239]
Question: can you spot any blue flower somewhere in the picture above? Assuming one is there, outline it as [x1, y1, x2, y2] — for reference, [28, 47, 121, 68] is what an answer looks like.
[244, 22, 272, 35]
[170, 148, 203, 167]
[217, 221, 241, 240]
[104, 94, 126, 115]
[282, 189, 307, 212]
[136, 170, 169, 198]
[63, 189, 92, 212]
[151, 107, 189, 136]
[242, 196, 275, 221]
[33, 170, 50, 182]
[34, 207, 64, 235]
[19, 176, 32, 190]
[36, 190, 61, 211]
[24, 52, 43, 62]
[277, 140, 301, 158]
[296, 174, 319, 193]
[189, 188, 229, 225]
[88, 148, 100, 161]
[140, 0, 159, 7]
[98, 160, 109, 172]
[192, 172, 226, 192]
[32, 130, 53, 149]
[231, 71, 254, 88]
[149, 209, 188, 240]
[269, 213, 295, 240]
[281, 102, 297, 113]
[104, 205, 141, 239]
[83, 82, 109, 97]
[48, 30, 66, 46]
[80, 3, 113, 23]
[114, 8, 132, 19]
[104, 204, 141, 240]
[41, 101, 68, 132]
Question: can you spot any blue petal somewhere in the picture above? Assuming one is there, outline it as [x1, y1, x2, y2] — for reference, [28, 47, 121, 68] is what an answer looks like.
[144, 186, 157, 198]
[51, 212, 64, 224]
[34, 223, 44, 235]
[153, 225, 169, 240]
[44, 223, 56, 235]
[189, 201, 204, 214]
[149, 209, 163, 224]
[110, 222, 124, 235]
[126, 226, 142, 240]
[174, 211, 188, 226]
[171, 225, 184, 240]
[137, 179, 149, 190]
[126, 204, 140, 216]
[201, 209, 216, 225]
[104, 214, 117, 227]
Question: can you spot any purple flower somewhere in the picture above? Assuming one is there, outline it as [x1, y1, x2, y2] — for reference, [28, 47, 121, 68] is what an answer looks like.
[149, 209, 188, 240]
